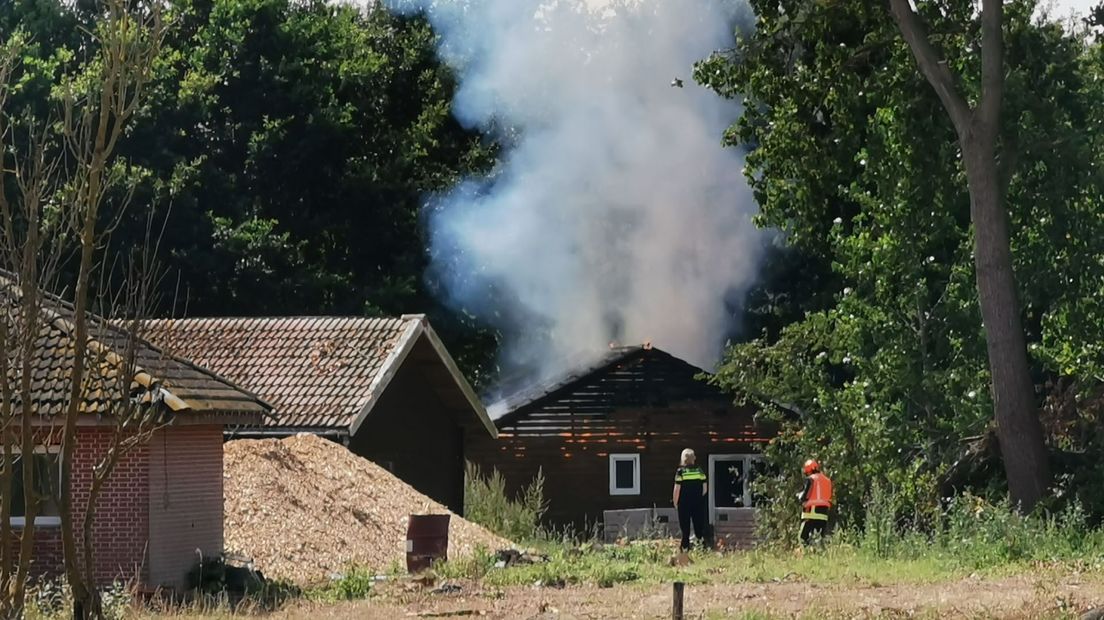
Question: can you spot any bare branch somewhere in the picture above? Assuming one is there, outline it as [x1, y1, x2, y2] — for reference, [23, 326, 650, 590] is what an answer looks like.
[50, 3, 168, 616]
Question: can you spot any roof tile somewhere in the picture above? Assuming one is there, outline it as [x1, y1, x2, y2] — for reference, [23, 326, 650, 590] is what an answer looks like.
[143, 317, 416, 430]
[0, 274, 269, 419]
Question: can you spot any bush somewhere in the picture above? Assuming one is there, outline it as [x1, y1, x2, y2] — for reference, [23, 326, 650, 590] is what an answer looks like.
[464, 461, 548, 541]
[435, 545, 497, 581]
[858, 481, 901, 558]
[931, 494, 1104, 568]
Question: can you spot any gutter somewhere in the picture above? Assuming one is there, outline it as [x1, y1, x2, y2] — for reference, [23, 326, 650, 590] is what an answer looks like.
[223, 426, 349, 440]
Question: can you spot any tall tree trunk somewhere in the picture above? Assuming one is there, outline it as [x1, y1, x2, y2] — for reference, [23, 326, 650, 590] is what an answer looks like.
[889, 0, 1052, 512]
[962, 146, 1050, 511]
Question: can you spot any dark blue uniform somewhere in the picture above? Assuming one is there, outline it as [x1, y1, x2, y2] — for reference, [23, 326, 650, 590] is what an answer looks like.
[674, 465, 708, 550]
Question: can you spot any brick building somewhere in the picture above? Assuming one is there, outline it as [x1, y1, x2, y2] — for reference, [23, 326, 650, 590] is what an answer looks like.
[5, 278, 269, 590]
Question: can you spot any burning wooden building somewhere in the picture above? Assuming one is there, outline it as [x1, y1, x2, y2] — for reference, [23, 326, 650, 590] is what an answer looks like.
[467, 344, 774, 546]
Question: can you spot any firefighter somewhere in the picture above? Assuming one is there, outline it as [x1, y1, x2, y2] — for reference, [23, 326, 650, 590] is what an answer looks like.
[672, 448, 708, 551]
[798, 458, 832, 544]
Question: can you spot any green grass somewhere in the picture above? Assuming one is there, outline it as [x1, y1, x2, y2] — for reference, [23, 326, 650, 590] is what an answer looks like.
[25, 540, 1104, 619]
[430, 540, 1048, 589]
[34, 494, 1104, 617]
[433, 498, 1104, 591]
[458, 466, 1104, 592]
[309, 567, 376, 602]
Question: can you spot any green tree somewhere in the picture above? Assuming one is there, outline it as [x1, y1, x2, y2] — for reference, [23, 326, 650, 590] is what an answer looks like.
[0, 0, 501, 382]
[888, 0, 1048, 513]
[124, 0, 494, 312]
[699, 0, 1104, 524]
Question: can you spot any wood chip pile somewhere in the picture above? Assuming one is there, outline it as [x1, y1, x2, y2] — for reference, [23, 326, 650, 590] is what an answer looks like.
[224, 434, 512, 585]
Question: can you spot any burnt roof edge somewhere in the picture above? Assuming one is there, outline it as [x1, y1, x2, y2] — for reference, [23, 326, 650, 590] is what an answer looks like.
[490, 346, 650, 428]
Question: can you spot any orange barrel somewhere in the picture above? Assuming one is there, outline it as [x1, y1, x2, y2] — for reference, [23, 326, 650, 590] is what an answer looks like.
[406, 514, 450, 573]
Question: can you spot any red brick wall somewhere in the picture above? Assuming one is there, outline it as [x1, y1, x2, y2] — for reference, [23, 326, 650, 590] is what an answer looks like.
[9, 527, 63, 580]
[76, 428, 151, 584]
[10, 427, 150, 585]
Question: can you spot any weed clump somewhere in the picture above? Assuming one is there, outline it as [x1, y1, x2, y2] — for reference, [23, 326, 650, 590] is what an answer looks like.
[824, 487, 1104, 574]
[314, 567, 377, 601]
[463, 462, 548, 542]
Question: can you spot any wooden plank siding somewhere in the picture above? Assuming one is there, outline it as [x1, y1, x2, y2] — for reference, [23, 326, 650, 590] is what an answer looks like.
[468, 348, 773, 536]
[348, 357, 466, 514]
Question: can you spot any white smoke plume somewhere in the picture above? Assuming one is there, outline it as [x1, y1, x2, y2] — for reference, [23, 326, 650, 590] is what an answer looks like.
[386, 0, 765, 390]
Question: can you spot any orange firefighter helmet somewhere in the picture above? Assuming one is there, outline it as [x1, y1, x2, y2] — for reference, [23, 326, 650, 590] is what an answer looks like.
[803, 459, 820, 476]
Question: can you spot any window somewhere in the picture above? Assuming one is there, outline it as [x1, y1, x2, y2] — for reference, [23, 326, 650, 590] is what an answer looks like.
[608, 454, 640, 496]
[3, 447, 61, 527]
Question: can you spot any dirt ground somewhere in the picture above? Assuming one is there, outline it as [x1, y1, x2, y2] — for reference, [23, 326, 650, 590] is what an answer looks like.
[257, 572, 1104, 619]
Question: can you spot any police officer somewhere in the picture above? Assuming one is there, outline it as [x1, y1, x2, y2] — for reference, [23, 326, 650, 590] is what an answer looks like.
[798, 458, 833, 544]
[672, 448, 708, 551]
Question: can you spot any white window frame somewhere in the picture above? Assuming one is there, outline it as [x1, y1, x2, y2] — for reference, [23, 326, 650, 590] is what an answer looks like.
[6, 445, 62, 527]
[608, 453, 641, 496]
[707, 453, 762, 523]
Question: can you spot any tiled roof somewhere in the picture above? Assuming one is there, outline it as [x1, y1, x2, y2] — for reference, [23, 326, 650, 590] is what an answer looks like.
[142, 316, 420, 430]
[0, 276, 270, 419]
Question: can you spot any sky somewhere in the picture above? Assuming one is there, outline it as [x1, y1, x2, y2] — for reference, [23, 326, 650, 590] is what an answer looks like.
[1048, 0, 1097, 17]
[1059, 0, 1096, 11]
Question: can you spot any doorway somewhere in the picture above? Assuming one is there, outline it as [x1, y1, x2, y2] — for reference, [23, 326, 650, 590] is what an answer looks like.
[707, 454, 759, 524]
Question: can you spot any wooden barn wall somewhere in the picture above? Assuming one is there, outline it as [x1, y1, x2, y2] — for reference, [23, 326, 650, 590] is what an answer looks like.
[349, 362, 464, 513]
[467, 350, 771, 529]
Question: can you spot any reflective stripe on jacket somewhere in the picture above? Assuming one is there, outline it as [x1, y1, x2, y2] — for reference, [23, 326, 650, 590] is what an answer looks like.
[674, 466, 707, 483]
[802, 472, 833, 511]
